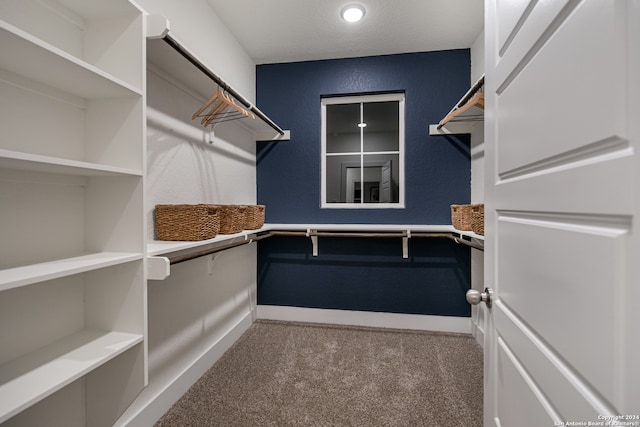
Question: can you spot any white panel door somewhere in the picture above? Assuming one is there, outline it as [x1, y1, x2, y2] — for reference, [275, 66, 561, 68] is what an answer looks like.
[484, 0, 639, 425]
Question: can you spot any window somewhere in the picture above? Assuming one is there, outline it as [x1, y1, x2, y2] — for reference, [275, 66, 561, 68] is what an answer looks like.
[321, 93, 405, 208]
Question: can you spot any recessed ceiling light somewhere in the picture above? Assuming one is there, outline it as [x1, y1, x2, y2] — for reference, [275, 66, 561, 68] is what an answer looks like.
[357, 122, 367, 128]
[341, 4, 366, 23]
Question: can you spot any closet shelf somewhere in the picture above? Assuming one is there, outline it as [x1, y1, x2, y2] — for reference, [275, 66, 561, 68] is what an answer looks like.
[0, 252, 143, 292]
[147, 229, 266, 257]
[430, 74, 484, 135]
[0, 149, 143, 177]
[146, 15, 289, 141]
[147, 224, 483, 280]
[0, 329, 143, 423]
[0, 20, 142, 98]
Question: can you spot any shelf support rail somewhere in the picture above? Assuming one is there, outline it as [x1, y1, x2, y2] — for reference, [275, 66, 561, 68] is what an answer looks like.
[307, 228, 319, 256]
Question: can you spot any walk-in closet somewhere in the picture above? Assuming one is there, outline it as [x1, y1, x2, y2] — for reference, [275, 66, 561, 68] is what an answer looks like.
[1, 0, 638, 425]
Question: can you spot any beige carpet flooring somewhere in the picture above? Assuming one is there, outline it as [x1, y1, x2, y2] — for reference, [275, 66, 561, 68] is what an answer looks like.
[155, 320, 483, 427]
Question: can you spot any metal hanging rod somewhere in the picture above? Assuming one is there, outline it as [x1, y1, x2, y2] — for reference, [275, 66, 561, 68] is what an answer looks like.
[443, 235, 484, 251]
[268, 230, 417, 238]
[168, 232, 273, 265]
[165, 228, 483, 266]
[267, 229, 484, 256]
[162, 34, 285, 136]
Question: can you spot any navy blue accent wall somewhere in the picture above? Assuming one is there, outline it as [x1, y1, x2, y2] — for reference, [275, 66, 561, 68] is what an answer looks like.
[256, 51, 472, 317]
[258, 236, 471, 317]
[256, 50, 471, 224]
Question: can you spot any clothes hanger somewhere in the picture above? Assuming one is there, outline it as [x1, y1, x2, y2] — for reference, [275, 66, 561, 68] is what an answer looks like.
[203, 91, 253, 126]
[438, 92, 484, 127]
[226, 94, 255, 119]
[201, 94, 228, 125]
[192, 90, 223, 121]
[193, 89, 256, 127]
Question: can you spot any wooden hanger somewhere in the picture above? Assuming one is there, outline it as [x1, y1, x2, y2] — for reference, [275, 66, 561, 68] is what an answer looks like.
[193, 89, 256, 127]
[201, 95, 228, 126]
[192, 90, 223, 120]
[438, 92, 484, 127]
[224, 93, 255, 120]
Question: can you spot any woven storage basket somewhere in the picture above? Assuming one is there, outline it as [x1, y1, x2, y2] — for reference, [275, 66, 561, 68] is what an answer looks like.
[471, 203, 484, 235]
[154, 204, 220, 241]
[242, 205, 265, 230]
[211, 204, 245, 234]
[451, 204, 472, 231]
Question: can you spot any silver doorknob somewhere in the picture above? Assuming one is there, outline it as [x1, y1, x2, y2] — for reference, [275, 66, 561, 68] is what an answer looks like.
[466, 287, 493, 307]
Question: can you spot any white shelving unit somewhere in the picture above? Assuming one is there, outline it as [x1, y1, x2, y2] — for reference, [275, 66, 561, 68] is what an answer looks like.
[0, 0, 146, 425]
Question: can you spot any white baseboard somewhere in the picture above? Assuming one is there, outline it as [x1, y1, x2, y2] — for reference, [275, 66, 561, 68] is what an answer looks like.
[115, 311, 254, 426]
[471, 321, 485, 348]
[257, 305, 472, 334]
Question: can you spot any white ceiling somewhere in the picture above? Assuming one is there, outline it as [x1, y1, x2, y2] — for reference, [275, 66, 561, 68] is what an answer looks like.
[206, 0, 484, 65]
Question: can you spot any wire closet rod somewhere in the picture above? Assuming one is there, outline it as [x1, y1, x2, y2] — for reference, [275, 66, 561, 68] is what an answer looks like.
[167, 229, 483, 265]
[162, 34, 285, 136]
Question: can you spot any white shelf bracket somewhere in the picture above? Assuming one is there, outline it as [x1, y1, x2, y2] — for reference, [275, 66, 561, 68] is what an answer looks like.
[208, 253, 222, 275]
[402, 230, 411, 259]
[429, 122, 478, 135]
[255, 129, 291, 141]
[146, 14, 170, 39]
[147, 256, 170, 281]
[307, 228, 318, 256]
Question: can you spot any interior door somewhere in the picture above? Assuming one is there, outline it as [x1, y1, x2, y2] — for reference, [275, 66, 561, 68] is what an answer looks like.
[380, 161, 391, 203]
[483, 0, 639, 425]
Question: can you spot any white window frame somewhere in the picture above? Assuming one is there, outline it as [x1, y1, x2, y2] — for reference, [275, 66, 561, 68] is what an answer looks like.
[321, 93, 405, 209]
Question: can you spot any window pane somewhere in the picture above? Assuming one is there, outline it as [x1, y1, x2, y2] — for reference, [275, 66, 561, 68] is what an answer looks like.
[362, 153, 400, 203]
[326, 103, 360, 153]
[363, 101, 399, 152]
[326, 155, 361, 203]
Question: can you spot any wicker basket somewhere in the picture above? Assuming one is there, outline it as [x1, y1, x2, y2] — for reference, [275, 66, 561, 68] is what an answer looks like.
[154, 204, 220, 241]
[451, 204, 472, 231]
[242, 205, 265, 230]
[211, 204, 246, 234]
[471, 204, 484, 236]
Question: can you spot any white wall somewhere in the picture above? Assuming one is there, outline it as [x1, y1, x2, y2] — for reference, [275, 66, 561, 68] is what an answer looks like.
[470, 29, 486, 348]
[135, 0, 256, 103]
[471, 29, 485, 89]
[146, 70, 257, 234]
